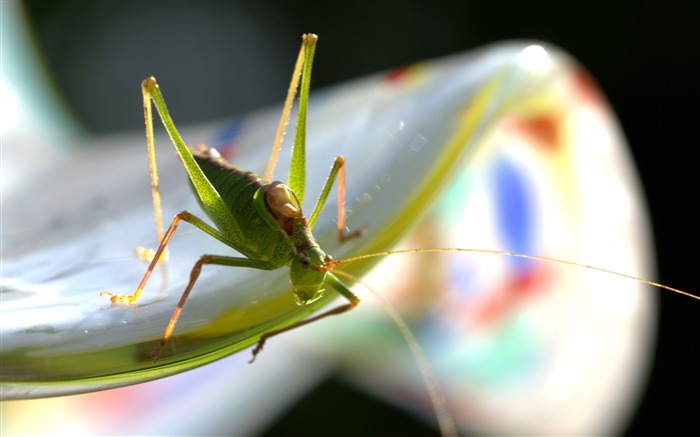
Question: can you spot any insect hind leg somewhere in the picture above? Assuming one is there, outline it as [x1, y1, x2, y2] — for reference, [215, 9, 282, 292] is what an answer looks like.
[136, 75, 169, 265]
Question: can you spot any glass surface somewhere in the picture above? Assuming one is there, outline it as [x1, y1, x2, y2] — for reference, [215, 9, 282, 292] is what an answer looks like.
[3, 41, 553, 399]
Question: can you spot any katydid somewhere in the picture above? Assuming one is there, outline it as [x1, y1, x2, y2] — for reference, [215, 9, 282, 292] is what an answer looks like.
[99, 34, 458, 435]
[100, 34, 365, 363]
[98, 31, 700, 366]
[96, 33, 700, 437]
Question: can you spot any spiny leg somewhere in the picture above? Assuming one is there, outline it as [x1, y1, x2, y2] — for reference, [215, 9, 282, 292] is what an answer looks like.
[152, 254, 280, 361]
[335, 155, 362, 242]
[287, 34, 318, 206]
[142, 77, 234, 231]
[264, 34, 310, 182]
[135, 76, 169, 263]
[307, 155, 362, 242]
[250, 272, 359, 363]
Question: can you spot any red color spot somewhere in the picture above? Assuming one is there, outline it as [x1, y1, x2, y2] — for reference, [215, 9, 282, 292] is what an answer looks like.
[473, 267, 550, 327]
[383, 64, 413, 85]
[573, 68, 604, 104]
[511, 114, 562, 152]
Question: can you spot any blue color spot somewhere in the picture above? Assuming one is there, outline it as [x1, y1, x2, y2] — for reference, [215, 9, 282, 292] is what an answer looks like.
[211, 118, 245, 154]
[493, 156, 533, 276]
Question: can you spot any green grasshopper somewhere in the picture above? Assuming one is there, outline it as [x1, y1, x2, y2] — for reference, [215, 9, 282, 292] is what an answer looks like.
[97, 34, 699, 437]
[101, 34, 363, 363]
[100, 33, 700, 366]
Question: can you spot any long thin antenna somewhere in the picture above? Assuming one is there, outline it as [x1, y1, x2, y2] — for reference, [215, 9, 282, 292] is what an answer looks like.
[333, 270, 458, 437]
[330, 248, 699, 301]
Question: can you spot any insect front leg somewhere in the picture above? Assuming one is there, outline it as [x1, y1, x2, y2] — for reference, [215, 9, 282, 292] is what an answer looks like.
[250, 272, 360, 363]
[307, 155, 362, 242]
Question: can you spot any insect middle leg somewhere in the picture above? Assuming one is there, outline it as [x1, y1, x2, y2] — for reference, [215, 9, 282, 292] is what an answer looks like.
[101, 209, 282, 360]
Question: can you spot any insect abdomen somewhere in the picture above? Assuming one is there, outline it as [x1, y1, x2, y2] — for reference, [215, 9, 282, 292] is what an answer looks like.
[192, 149, 293, 262]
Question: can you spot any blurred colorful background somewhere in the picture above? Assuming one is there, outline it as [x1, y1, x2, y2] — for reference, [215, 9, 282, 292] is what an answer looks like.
[3, 1, 699, 435]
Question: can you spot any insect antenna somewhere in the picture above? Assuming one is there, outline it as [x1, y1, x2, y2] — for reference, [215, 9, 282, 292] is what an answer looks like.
[329, 248, 700, 301]
[331, 269, 458, 437]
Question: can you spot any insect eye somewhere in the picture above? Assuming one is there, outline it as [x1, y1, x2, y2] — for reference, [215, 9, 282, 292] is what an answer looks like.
[265, 182, 301, 220]
[300, 256, 311, 267]
[324, 255, 334, 263]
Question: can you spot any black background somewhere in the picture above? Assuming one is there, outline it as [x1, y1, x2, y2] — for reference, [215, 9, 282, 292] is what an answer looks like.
[21, 1, 700, 435]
